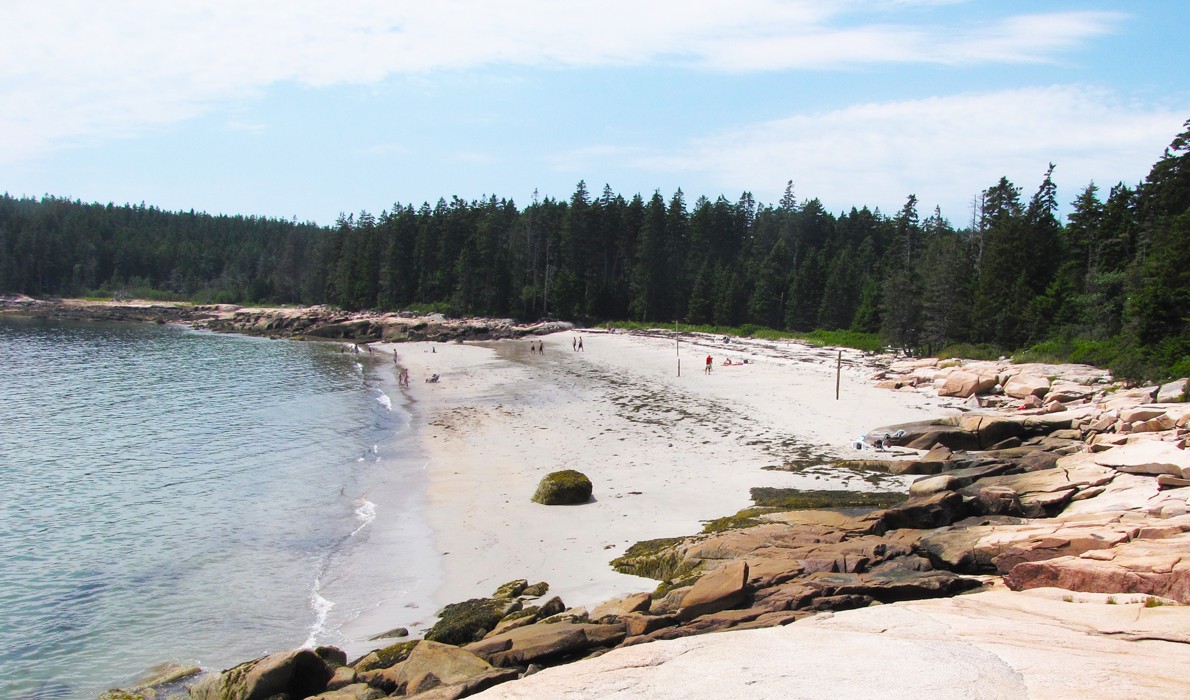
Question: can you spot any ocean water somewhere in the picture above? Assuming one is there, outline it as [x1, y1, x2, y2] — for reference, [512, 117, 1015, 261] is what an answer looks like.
[0, 317, 437, 699]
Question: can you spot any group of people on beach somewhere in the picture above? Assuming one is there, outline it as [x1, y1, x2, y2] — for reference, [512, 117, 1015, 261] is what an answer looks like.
[528, 340, 545, 354]
[572, 335, 584, 352]
[384, 349, 412, 386]
[705, 353, 748, 373]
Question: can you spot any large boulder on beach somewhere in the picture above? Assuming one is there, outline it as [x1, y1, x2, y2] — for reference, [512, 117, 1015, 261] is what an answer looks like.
[189, 648, 336, 700]
[937, 371, 996, 398]
[368, 640, 494, 695]
[531, 470, 593, 505]
[1003, 374, 1051, 399]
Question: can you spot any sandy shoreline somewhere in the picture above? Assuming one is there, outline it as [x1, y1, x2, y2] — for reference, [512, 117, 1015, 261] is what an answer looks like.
[344, 330, 957, 650]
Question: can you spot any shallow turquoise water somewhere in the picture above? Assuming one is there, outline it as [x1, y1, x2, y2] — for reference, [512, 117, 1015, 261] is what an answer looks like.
[0, 317, 430, 699]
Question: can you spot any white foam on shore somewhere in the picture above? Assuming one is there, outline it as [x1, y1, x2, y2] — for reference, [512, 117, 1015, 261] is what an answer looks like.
[374, 390, 392, 412]
[351, 497, 377, 536]
[304, 571, 335, 649]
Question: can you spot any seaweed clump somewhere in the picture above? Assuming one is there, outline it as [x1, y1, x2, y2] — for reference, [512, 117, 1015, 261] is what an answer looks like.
[611, 536, 697, 582]
[424, 597, 520, 645]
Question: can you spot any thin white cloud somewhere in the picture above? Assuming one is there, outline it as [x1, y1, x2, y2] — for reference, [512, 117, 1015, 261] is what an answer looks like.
[619, 86, 1186, 219]
[0, 1, 1124, 163]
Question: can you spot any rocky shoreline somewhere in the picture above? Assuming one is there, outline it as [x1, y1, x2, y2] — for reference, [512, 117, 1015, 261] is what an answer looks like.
[10, 298, 1187, 698]
[0, 296, 572, 343]
[92, 325, 1189, 699]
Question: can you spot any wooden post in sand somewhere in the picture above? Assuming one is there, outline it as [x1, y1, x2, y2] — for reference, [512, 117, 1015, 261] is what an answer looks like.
[835, 350, 841, 400]
[677, 358, 681, 376]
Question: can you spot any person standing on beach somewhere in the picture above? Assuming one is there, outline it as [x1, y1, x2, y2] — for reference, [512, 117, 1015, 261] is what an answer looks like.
[572, 337, 577, 351]
[705, 354, 713, 374]
[578, 336, 584, 352]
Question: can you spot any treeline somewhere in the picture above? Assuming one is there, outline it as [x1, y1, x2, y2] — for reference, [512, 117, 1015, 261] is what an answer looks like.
[1, 122, 1187, 379]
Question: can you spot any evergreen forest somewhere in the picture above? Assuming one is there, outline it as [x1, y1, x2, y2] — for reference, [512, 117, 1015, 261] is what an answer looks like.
[2, 122, 1188, 381]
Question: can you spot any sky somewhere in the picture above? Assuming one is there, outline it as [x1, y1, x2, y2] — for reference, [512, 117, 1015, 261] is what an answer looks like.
[3, 0, 1189, 227]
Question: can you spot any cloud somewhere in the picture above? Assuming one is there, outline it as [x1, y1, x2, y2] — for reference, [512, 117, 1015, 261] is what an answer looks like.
[0, 1, 1125, 163]
[617, 85, 1186, 219]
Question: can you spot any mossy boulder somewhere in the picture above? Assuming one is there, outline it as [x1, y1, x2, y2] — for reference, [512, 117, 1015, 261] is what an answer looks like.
[531, 470, 593, 505]
[351, 640, 419, 672]
[425, 598, 521, 646]
[522, 581, 550, 597]
[493, 579, 528, 598]
[189, 648, 335, 700]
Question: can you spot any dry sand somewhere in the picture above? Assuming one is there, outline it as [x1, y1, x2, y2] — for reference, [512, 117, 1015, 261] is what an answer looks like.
[366, 329, 957, 640]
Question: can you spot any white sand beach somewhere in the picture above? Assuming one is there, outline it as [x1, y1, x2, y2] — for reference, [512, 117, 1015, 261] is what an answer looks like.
[367, 330, 957, 643]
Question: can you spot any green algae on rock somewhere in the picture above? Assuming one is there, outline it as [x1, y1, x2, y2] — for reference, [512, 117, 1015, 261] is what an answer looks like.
[425, 597, 523, 646]
[532, 470, 593, 505]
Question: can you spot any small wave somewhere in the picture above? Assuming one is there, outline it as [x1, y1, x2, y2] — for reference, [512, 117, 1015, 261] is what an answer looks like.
[303, 576, 335, 649]
[374, 391, 392, 412]
[351, 497, 377, 536]
[353, 362, 363, 374]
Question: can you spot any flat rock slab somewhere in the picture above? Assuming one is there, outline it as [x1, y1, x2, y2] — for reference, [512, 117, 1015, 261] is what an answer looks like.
[1068, 441, 1190, 475]
[471, 589, 1190, 699]
[464, 622, 625, 667]
[678, 560, 749, 621]
[1004, 531, 1190, 603]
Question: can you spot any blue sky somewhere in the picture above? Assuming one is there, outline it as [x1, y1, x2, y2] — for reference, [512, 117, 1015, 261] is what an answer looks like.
[3, 1, 1188, 227]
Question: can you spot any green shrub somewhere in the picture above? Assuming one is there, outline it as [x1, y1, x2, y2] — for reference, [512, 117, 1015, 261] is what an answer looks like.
[403, 301, 457, 317]
[937, 343, 1004, 361]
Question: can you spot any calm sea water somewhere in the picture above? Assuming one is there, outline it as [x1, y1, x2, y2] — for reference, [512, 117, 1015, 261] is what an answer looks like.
[0, 317, 437, 699]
